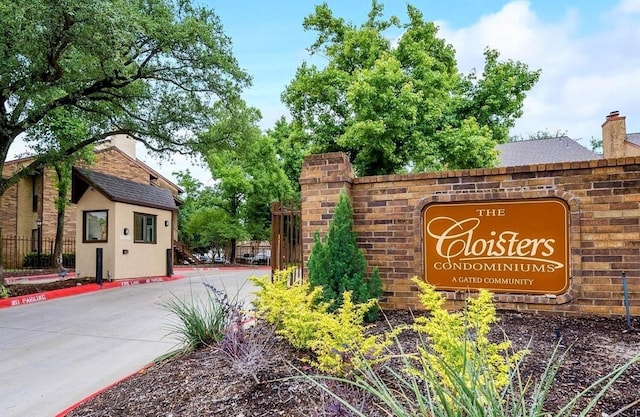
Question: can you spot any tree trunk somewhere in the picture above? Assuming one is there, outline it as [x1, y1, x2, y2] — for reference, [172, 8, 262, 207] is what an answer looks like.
[230, 238, 237, 263]
[0, 133, 13, 281]
[53, 166, 68, 271]
[53, 198, 66, 270]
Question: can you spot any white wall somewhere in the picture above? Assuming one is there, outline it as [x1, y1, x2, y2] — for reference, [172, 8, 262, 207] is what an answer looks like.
[75, 189, 115, 280]
[75, 188, 173, 280]
[112, 203, 173, 279]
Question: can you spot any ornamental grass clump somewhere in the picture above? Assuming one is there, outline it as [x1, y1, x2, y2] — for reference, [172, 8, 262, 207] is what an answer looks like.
[305, 278, 640, 417]
[218, 320, 277, 383]
[163, 282, 244, 351]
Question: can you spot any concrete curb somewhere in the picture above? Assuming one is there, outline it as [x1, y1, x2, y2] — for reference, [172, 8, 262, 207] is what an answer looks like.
[54, 363, 156, 417]
[0, 274, 185, 309]
[1, 266, 270, 309]
[56, 315, 259, 417]
[4, 272, 78, 284]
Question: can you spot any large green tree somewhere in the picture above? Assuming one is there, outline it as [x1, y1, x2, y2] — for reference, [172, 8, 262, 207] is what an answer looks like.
[0, 0, 249, 195]
[174, 171, 237, 256]
[181, 102, 293, 259]
[30, 107, 94, 270]
[266, 117, 310, 197]
[282, 1, 540, 176]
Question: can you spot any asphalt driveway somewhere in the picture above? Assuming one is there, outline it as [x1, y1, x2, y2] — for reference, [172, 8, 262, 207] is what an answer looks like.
[0, 268, 265, 417]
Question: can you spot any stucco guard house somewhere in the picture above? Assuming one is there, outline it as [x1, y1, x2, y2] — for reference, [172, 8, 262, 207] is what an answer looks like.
[72, 167, 177, 281]
[0, 135, 184, 270]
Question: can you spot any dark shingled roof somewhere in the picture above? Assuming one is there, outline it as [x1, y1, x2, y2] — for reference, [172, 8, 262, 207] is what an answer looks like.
[72, 167, 177, 211]
[496, 136, 601, 167]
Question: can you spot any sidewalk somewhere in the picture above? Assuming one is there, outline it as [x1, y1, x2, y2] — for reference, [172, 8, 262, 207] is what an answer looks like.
[1, 265, 270, 310]
[4, 271, 78, 284]
[0, 274, 184, 309]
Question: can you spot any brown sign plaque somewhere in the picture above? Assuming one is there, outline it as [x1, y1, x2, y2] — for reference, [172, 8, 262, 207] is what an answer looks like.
[423, 199, 569, 295]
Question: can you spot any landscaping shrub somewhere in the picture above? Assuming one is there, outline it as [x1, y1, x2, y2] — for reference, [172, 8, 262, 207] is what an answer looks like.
[409, 277, 526, 398]
[163, 282, 244, 351]
[22, 252, 75, 268]
[62, 253, 75, 268]
[405, 277, 527, 411]
[307, 189, 382, 322]
[251, 268, 391, 375]
[304, 279, 640, 417]
[253, 269, 640, 415]
[22, 252, 52, 268]
[252, 268, 329, 349]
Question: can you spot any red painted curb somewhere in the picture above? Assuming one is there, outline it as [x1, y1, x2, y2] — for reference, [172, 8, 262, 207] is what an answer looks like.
[0, 274, 185, 309]
[54, 363, 156, 417]
[55, 315, 258, 417]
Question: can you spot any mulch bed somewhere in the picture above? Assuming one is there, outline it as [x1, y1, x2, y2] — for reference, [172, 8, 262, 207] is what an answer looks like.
[3, 277, 96, 298]
[65, 310, 640, 417]
[4, 277, 639, 416]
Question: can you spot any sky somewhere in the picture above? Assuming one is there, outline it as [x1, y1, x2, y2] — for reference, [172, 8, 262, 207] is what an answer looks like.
[9, 0, 640, 185]
[204, 0, 639, 136]
[147, 0, 640, 185]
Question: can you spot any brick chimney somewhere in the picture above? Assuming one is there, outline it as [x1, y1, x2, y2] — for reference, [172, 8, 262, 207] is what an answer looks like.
[602, 111, 627, 159]
[98, 134, 137, 159]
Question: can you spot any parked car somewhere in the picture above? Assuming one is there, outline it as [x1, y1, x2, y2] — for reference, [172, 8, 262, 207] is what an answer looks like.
[182, 256, 196, 265]
[253, 253, 270, 265]
[213, 255, 225, 264]
[237, 254, 253, 264]
[194, 254, 212, 263]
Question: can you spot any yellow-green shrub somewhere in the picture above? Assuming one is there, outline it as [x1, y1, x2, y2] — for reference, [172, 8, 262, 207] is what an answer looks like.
[409, 277, 527, 402]
[251, 268, 328, 349]
[251, 269, 391, 375]
[308, 291, 392, 375]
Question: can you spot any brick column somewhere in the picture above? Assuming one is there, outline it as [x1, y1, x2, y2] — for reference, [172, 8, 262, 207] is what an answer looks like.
[299, 152, 355, 274]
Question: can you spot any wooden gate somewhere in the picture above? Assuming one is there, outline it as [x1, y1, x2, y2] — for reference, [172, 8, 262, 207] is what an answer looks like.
[271, 202, 302, 279]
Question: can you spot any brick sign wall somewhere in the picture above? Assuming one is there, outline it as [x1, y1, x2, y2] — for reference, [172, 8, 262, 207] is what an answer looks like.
[300, 152, 640, 317]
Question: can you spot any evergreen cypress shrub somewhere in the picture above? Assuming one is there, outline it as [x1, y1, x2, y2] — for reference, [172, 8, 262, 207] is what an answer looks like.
[308, 189, 383, 321]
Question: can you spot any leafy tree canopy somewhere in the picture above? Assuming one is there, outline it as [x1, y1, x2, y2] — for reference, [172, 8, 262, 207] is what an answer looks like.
[30, 106, 96, 268]
[177, 101, 294, 260]
[266, 117, 310, 197]
[204, 106, 294, 237]
[0, 0, 249, 195]
[282, 1, 540, 176]
[174, 168, 253, 257]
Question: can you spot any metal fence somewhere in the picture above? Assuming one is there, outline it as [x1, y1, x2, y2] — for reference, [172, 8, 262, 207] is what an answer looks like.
[271, 202, 302, 280]
[0, 236, 76, 271]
